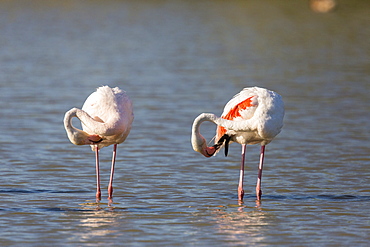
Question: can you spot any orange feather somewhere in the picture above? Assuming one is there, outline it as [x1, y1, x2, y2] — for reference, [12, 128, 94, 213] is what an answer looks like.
[216, 96, 254, 141]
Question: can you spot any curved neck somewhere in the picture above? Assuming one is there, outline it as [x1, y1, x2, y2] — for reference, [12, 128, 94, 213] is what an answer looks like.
[64, 108, 93, 145]
[192, 113, 252, 132]
[191, 113, 219, 157]
[191, 112, 256, 158]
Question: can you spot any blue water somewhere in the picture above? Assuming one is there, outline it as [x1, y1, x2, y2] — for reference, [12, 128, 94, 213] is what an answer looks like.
[0, 0, 369, 246]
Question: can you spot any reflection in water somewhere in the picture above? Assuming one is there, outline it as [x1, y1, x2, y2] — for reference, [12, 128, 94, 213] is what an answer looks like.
[212, 205, 270, 245]
[67, 203, 123, 243]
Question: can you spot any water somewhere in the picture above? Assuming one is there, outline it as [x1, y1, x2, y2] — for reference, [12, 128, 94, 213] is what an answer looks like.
[0, 0, 369, 246]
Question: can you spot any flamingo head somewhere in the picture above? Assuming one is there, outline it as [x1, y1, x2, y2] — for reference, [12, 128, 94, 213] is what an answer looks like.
[64, 108, 103, 146]
[191, 133, 217, 158]
[67, 129, 103, 146]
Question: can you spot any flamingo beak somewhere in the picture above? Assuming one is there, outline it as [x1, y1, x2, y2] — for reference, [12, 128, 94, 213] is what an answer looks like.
[88, 135, 103, 144]
[205, 146, 217, 157]
[212, 134, 231, 157]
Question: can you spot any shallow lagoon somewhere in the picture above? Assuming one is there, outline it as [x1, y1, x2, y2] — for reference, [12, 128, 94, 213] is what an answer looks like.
[0, 0, 369, 246]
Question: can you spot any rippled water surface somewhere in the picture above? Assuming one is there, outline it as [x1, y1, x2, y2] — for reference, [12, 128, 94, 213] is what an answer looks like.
[0, 0, 369, 246]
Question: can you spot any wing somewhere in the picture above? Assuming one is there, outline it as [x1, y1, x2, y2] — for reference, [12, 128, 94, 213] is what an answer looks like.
[80, 86, 133, 137]
[216, 88, 259, 142]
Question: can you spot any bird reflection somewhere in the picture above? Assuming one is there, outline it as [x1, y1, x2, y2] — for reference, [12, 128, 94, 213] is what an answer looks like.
[68, 203, 123, 243]
[212, 205, 270, 245]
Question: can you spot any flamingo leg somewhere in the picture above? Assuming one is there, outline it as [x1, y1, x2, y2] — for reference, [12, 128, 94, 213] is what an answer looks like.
[95, 145, 101, 202]
[238, 144, 247, 201]
[108, 144, 117, 201]
[256, 145, 266, 201]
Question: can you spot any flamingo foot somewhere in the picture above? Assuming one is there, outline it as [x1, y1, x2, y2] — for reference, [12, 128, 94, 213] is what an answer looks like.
[108, 186, 113, 200]
[107, 187, 114, 207]
[238, 187, 244, 201]
[256, 189, 262, 201]
[96, 190, 101, 202]
[108, 198, 113, 207]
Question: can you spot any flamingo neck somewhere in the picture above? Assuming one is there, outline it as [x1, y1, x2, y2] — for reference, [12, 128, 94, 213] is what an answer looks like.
[64, 108, 100, 145]
[191, 113, 218, 157]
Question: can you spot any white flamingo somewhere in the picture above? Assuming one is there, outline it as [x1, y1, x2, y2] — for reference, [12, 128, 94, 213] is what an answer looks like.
[191, 87, 284, 201]
[64, 86, 134, 202]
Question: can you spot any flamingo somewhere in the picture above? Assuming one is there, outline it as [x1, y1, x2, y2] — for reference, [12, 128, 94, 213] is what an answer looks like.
[191, 87, 284, 201]
[64, 85, 134, 202]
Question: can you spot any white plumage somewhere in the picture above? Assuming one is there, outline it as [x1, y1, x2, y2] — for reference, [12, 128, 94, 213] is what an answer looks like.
[64, 85, 134, 202]
[216, 87, 284, 146]
[81, 86, 133, 149]
[191, 87, 284, 201]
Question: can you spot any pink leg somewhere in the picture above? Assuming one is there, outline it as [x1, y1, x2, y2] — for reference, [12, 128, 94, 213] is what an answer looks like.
[108, 144, 117, 200]
[256, 145, 265, 201]
[95, 145, 101, 202]
[238, 144, 247, 201]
